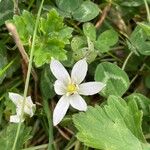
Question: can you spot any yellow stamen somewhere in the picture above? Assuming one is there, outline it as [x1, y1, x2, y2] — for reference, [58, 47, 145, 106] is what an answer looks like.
[67, 83, 77, 94]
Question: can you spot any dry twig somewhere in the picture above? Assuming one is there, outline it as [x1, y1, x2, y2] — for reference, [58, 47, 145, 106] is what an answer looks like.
[95, 3, 111, 29]
[5, 22, 38, 101]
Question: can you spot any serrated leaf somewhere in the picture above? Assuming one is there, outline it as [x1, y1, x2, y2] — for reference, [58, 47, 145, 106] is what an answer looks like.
[95, 29, 118, 53]
[12, 10, 35, 45]
[39, 10, 64, 35]
[95, 62, 130, 97]
[40, 65, 55, 99]
[72, 1, 99, 22]
[56, 0, 83, 13]
[83, 23, 96, 42]
[73, 95, 147, 150]
[0, 124, 31, 150]
[125, 93, 150, 116]
[0, 0, 13, 26]
[12, 9, 73, 67]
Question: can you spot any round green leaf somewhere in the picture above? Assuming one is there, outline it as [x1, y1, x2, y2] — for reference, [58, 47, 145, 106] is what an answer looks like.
[128, 25, 150, 55]
[72, 1, 99, 22]
[95, 62, 130, 97]
[95, 29, 118, 53]
[83, 22, 96, 42]
[71, 36, 87, 51]
[56, 0, 83, 13]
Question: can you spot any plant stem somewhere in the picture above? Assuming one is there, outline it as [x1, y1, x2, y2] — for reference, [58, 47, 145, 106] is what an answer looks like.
[12, 0, 44, 150]
[130, 63, 145, 85]
[0, 57, 16, 77]
[144, 0, 150, 23]
[43, 98, 54, 150]
[122, 51, 133, 70]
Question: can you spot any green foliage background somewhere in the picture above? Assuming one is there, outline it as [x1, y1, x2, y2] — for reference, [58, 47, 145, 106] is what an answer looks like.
[1, 0, 150, 149]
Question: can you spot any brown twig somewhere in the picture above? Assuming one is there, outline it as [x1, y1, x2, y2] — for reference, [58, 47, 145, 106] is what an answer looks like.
[95, 3, 111, 29]
[5, 22, 38, 101]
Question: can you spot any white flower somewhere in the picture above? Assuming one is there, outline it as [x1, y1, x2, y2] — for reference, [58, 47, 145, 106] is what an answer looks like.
[50, 58, 105, 126]
[9, 92, 36, 123]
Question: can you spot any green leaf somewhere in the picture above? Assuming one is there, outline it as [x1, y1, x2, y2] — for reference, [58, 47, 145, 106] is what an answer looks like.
[83, 23, 96, 42]
[95, 29, 119, 53]
[56, 0, 83, 13]
[12, 10, 35, 45]
[72, 1, 99, 22]
[71, 36, 87, 51]
[73, 95, 147, 150]
[0, 0, 13, 26]
[39, 10, 64, 35]
[40, 65, 55, 99]
[120, 0, 144, 7]
[128, 25, 150, 55]
[12, 9, 73, 67]
[138, 22, 150, 37]
[95, 62, 130, 97]
[0, 124, 31, 150]
[125, 93, 150, 116]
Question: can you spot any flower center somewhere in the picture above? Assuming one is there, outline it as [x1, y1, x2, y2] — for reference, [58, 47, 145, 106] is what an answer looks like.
[67, 83, 77, 94]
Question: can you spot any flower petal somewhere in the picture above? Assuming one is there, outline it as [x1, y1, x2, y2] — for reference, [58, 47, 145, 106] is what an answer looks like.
[78, 82, 106, 96]
[9, 92, 23, 106]
[71, 59, 88, 84]
[53, 95, 70, 126]
[26, 96, 34, 105]
[69, 94, 87, 111]
[24, 97, 35, 117]
[50, 59, 70, 84]
[10, 115, 24, 123]
[54, 80, 66, 95]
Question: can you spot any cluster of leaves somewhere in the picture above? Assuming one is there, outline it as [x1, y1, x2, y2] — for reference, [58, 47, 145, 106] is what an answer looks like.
[11, 9, 73, 67]
[1, 0, 150, 150]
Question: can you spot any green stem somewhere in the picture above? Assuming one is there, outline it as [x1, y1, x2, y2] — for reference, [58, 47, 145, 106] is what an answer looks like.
[0, 57, 16, 77]
[12, 1, 44, 150]
[144, 0, 150, 23]
[130, 63, 145, 85]
[43, 98, 54, 150]
[122, 51, 133, 70]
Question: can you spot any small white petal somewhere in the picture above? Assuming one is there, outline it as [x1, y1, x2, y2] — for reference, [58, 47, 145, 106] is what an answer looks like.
[71, 59, 88, 84]
[54, 80, 66, 95]
[16, 107, 22, 117]
[24, 97, 35, 117]
[69, 94, 87, 111]
[53, 95, 70, 126]
[50, 59, 70, 84]
[15, 97, 35, 117]
[9, 92, 23, 106]
[10, 115, 24, 123]
[26, 96, 34, 105]
[79, 82, 106, 96]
